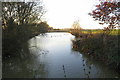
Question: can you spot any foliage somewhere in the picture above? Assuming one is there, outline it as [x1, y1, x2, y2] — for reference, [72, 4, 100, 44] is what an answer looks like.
[89, 1, 120, 29]
[37, 22, 50, 33]
[2, 2, 50, 57]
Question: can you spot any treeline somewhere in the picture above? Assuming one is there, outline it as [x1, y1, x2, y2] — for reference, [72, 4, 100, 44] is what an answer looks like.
[2, 2, 50, 57]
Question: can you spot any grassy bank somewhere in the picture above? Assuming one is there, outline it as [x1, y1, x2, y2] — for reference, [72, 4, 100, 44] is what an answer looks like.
[72, 29, 120, 73]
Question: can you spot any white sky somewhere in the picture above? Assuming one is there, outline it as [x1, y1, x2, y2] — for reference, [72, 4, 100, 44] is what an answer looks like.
[43, 0, 104, 29]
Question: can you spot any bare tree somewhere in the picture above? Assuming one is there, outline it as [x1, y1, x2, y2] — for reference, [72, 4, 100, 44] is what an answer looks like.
[2, 1, 46, 29]
[71, 20, 82, 30]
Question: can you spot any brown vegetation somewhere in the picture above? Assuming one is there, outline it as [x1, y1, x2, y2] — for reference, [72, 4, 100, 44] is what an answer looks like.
[72, 30, 120, 73]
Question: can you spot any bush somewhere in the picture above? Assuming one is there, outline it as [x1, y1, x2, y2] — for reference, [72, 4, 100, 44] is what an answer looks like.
[72, 32, 120, 72]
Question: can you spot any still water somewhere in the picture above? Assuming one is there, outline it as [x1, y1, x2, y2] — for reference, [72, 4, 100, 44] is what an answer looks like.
[3, 32, 120, 78]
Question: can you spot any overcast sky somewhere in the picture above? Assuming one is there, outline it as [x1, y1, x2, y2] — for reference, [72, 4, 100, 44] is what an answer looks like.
[43, 0, 113, 29]
[2, 0, 119, 29]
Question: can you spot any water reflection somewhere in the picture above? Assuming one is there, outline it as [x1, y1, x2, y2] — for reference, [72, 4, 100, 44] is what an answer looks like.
[3, 32, 120, 78]
[3, 42, 47, 78]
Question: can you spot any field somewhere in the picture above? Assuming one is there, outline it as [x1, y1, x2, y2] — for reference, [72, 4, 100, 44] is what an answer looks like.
[78, 29, 120, 35]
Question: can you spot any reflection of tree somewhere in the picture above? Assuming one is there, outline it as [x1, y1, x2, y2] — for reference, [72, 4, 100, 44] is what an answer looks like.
[3, 42, 47, 78]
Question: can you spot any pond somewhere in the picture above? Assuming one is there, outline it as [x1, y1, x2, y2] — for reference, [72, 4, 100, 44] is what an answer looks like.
[3, 32, 120, 78]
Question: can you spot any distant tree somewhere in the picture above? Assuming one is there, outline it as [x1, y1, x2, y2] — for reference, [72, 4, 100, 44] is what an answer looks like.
[71, 20, 82, 36]
[37, 22, 49, 33]
[71, 20, 82, 30]
[89, 1, 120, 29]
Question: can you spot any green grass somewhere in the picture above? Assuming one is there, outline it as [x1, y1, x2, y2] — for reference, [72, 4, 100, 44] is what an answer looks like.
[81, 29, 119, 35]
[109, 29, 120, 35]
